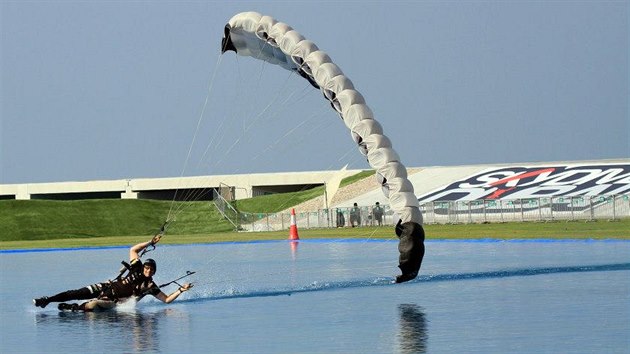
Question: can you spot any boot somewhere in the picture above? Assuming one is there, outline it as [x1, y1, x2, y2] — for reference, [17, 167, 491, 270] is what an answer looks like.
[33, 297, 50, 308]
[58, 303, 80, 312]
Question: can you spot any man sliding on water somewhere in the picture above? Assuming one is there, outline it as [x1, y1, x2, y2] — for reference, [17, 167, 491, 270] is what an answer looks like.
[33, 234, 193, 312]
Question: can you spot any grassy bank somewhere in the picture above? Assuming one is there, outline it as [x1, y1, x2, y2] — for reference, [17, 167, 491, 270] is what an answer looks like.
[1, 189, 628, 250]
[0, 199, 234, 242]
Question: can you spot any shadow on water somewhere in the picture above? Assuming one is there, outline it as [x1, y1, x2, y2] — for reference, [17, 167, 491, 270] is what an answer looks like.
[181, 262, 630, 303]
[398, 304, 428, 354]
[34, 307, 183, 353]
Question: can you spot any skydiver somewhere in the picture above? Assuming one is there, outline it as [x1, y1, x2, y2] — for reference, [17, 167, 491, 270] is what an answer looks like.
[33, 234, 193, 312]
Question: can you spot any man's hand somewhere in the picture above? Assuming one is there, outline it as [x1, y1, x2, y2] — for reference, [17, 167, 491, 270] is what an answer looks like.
[150, 233, 162, 245]
[179, 283, 194, 292]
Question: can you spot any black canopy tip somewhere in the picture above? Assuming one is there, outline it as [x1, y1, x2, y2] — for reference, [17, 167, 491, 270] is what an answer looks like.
[395, 221, 426, 283]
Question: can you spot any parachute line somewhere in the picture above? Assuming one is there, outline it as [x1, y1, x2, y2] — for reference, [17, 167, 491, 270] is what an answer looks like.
[167, 54, 224, 223]
[221, 12, 426, 282]
[222, 11, 422, 226]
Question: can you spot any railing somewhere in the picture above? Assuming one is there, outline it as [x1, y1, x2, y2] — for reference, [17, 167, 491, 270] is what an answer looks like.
[234, 194, 630, 231]
[212, 187, 240, 229]
[421, 195, 629, 224]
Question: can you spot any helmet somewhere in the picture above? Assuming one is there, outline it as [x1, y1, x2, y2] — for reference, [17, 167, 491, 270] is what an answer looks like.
[144, 258, 157, 272]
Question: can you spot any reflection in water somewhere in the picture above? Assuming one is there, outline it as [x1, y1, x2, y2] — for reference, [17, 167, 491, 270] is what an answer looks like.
[35, 307, 184, 353]
[290, 241, 299, 260]
[398, 304, 428, 354]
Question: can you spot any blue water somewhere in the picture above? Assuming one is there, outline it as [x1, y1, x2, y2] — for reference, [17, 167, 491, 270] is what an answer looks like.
[1, 239, 629, 353]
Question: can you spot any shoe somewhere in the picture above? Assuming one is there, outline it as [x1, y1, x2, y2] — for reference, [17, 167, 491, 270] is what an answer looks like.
[33, 297, 50, 308]
[58, 303, 79, 312]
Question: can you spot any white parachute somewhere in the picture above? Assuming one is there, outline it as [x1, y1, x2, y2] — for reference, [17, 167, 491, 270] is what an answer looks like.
[221, 12, 425, 282]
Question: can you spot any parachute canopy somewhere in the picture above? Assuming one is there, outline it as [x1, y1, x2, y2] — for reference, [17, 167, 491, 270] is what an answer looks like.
[221, 12, 425, 282]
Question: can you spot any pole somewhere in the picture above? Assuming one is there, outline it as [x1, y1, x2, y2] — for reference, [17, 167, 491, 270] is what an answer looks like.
[323, 182, 330, 228]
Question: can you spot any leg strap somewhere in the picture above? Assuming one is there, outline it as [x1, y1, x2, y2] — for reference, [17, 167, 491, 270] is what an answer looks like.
[48, 283, 103, 303]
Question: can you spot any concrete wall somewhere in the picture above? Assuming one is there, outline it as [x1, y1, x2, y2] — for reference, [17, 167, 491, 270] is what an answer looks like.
[0, 170, 363, 201]
[0, 179, 130, 200]
[2, 159, 627, 203]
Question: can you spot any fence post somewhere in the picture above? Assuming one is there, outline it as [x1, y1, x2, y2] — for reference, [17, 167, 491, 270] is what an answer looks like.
[454, 201, 458, 223]
[467, 201, 472, 223]
[266, 213, 270, 231]
[326, 209, 337, 229]
[447, 201, 451, 223]
[512, 200, 516, 221]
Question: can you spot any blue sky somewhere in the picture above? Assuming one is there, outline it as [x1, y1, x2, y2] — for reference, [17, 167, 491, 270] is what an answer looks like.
[1, 1, 628, 184]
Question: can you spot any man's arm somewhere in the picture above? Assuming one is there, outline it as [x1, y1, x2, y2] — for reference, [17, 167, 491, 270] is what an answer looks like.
[129, 234, 162, 261]
[154, 283, 193, 304]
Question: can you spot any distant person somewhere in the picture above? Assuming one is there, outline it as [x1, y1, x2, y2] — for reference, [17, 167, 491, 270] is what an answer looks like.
[372, 202, 384, 226]
[33, 234, 193, 312]
[350, 202, 361, 227]
[336, 209, 345, 227]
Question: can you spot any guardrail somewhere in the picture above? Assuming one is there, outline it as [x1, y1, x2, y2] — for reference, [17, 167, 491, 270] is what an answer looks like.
[233, 194, 630, 231]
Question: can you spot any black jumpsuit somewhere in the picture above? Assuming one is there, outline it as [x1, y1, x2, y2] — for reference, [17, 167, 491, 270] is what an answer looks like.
[45, 258, 160, 305]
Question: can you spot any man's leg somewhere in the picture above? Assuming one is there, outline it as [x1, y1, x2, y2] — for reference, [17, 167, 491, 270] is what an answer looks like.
[80, 299, 116, 312]
[57, 302, 80, 312]
[34, 283, 103, 308]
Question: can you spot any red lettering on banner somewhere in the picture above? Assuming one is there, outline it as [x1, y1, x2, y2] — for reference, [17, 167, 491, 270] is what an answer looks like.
[486, 188, 515, 199]
[489, 168, 556, 187]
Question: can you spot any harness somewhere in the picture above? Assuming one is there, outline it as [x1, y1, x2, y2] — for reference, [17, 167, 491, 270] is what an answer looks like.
[100, 223, 168, 300]
[98, 222, 195, 301]
[116, 260, 132, 281]
[99, 260, 156, 301]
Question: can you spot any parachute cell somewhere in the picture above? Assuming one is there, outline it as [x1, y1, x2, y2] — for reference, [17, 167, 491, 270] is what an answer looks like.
[221, 12, 425, 283]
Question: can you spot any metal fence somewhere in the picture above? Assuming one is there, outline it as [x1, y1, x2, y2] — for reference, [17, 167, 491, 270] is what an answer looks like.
[421, 194, 630, 224]
[212, 187, 240, 229]
[231, 194, 630, 231]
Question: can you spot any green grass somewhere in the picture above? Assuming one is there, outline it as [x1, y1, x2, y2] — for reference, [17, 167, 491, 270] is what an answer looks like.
[1, 217, 628, 250]
[0, 199, 234, 241]
[1, 182, 628, 251]
[0, 171, 377, 241]
[339, 170, 374, 187]
[0, 219, 630, 250]
[234, 186, 326, 213]
[423, 219, 630, 239]
[235, 170, 373, 213]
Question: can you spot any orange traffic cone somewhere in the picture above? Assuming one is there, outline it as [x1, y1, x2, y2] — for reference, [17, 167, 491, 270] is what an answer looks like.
[289, 208, 299, 240]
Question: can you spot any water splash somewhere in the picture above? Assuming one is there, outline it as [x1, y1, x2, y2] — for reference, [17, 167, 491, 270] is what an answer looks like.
[179, 262, 630, 303]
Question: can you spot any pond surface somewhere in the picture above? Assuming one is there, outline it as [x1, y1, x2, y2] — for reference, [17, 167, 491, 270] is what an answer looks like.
[1, 239, 629, 353]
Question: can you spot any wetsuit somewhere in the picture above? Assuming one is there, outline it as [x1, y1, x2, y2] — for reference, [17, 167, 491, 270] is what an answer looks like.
[45, 259, 160, 307]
